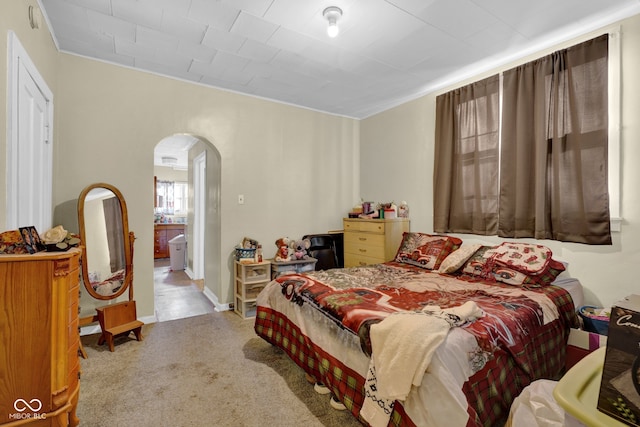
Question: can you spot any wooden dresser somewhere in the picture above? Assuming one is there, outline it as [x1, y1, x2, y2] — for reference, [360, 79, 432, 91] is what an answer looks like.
[343, 218, 410, 267]
[0, 248, 81, 427]
[154, 223, 185, 259]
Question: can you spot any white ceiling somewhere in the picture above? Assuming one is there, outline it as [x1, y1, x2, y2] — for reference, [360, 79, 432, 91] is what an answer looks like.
[153, 134, 198, 170]
[37, 0, 640, 166]
[39, 0, 640, 119]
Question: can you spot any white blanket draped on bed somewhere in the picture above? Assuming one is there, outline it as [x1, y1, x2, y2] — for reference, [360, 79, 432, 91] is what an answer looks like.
[360, 301, 483, 427]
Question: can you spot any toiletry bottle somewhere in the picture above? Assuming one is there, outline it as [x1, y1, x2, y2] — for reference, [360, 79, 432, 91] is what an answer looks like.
[399, 201, 409, 218]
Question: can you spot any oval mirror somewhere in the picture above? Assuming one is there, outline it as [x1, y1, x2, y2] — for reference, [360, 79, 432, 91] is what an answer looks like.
[78, 183, 133, 300]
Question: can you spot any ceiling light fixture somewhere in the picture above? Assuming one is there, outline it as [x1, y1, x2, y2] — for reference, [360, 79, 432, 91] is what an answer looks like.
[161, 156, 178, 166]
[323, 6, 342, 38]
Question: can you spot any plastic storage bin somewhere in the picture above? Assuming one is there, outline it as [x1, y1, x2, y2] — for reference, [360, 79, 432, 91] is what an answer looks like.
[168, 234, 186, 271]
[553, 347, 626, 426]
[578, 305, 610, 335]
[235, 247, 256, 262]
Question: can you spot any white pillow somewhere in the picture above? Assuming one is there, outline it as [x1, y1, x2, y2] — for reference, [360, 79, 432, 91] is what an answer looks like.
[435, 244, 482, 274]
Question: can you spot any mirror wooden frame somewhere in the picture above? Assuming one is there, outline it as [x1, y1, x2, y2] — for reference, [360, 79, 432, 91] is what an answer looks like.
[77, 182, 135, 301]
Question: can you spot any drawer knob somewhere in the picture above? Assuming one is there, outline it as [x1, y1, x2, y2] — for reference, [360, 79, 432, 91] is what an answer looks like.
[359, 249, 367, 253]
[359, 237, 367, 241]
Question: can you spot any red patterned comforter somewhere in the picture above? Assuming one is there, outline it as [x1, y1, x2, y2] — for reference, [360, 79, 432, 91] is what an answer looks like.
[255, 261, 577, 426]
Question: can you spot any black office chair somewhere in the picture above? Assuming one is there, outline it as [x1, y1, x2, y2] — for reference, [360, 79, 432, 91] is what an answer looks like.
[302, 234, 339, 271]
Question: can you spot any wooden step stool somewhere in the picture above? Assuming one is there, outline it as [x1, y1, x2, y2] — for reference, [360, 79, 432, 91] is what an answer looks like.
[96, 301, 144, 352]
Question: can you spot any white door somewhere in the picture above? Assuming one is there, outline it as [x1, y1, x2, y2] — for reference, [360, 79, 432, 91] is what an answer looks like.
[192, 152, 206, 280]
[7, 32, 53, 233]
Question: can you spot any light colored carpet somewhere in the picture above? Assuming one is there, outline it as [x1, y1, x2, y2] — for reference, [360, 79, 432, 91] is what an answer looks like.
[77, 311, 364, 427]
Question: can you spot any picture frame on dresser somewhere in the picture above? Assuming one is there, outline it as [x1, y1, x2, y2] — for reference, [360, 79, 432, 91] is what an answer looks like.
[19, 226, 45, 253]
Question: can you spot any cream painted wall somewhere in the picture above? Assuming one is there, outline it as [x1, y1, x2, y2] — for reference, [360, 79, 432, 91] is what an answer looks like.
[53, 54, 360, 319]
[361, 14, 640, 309]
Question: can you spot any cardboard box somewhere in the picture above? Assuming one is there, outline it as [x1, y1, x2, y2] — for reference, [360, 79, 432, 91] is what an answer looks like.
[598, 295, 640, 426]
[566, 328, 607, 370]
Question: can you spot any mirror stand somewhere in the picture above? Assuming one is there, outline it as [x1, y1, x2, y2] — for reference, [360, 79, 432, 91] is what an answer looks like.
[78, 183, 143, 352]
[94, 231, 143, 351]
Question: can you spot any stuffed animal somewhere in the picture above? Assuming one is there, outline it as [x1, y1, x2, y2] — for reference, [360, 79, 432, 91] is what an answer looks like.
[275, 237, 292, 261]
[290, 238, 311, 260]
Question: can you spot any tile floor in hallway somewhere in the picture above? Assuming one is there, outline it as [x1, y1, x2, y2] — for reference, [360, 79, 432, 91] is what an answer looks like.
[154, 258, 215, 322]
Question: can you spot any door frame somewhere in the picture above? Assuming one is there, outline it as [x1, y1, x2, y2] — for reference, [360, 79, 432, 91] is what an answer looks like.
[6, 31, 54, 231]
[192, 152, 206, 281]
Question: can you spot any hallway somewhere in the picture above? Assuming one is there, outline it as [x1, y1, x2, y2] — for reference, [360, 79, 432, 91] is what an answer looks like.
[154, 259, 215, 322]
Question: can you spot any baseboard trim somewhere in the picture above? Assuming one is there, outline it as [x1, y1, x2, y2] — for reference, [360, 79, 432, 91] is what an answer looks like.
[203, 286, 231, 312]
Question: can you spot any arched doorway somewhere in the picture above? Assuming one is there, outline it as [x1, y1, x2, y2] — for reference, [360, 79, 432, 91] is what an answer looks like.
[153, 134, 221, 322]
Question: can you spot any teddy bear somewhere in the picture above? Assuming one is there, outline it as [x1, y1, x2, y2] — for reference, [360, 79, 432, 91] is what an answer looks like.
[289, 238, 311, 260]
[275, 237, 292, 261]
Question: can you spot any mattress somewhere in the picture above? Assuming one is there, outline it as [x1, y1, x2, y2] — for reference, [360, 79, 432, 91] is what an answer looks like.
[255, 261, 578, 426]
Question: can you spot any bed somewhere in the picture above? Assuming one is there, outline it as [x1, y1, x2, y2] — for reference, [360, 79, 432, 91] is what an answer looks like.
[254, 233, 579, 427]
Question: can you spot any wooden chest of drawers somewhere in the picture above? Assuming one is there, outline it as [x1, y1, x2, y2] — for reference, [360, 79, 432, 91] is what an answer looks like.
[154, 224, 185, 259]
[0, 248, 82, 426]
[343, 218, 410, 267]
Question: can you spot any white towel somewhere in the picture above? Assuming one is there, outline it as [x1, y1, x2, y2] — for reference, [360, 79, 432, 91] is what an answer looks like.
[360, 302, 483, 427]
[372, 312, 450, 401]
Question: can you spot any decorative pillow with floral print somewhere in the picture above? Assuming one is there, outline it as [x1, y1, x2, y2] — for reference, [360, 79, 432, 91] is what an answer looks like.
[394, 232, 462, 270]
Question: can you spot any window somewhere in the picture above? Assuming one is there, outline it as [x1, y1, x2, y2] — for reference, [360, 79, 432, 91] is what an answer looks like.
[156, 180, 173, 215]
[433, 75, 500, 235]
[173, 182, 188, 215]
[156, 180, 188, 215]
[434, 34, 611, 245]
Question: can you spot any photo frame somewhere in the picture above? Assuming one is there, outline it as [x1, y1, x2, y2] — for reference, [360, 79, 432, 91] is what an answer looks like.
[19, 226, 45, 254]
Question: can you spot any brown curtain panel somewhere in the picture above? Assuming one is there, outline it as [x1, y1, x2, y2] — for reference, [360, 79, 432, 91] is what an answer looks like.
[499, 34, 611, 244]
[434, 74, 500, 234]
[103, 196, 125, 272]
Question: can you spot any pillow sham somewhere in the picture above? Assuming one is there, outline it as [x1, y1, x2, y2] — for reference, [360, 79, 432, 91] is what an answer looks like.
[395, 232, 462, 270]
[460, 246, 495, 276]
[460, 243, 565, 286]
[488, 242, 553, 275]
